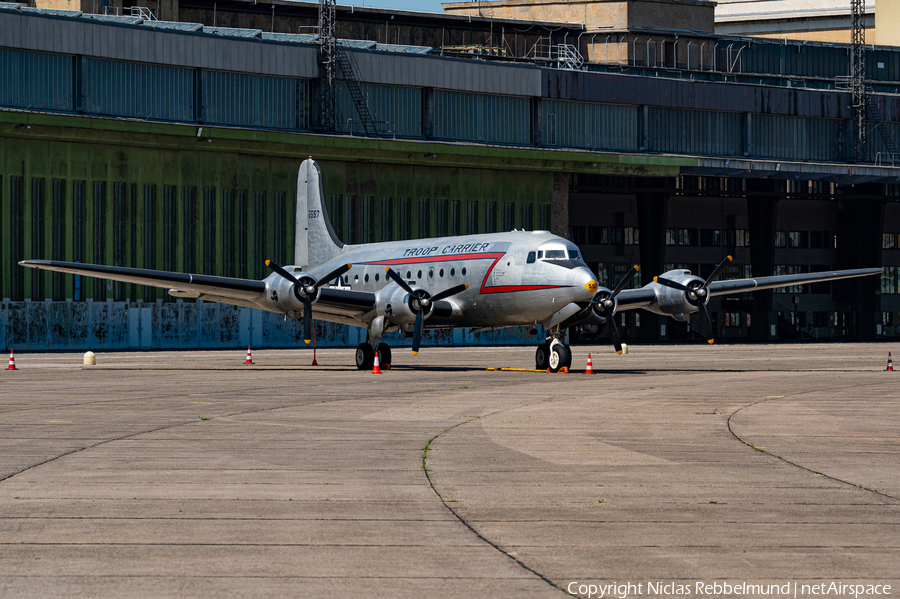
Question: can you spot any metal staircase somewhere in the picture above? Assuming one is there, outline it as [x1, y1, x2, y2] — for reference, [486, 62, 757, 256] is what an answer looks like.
[335, 48, 378, 136]
[866, 89, 900, 165]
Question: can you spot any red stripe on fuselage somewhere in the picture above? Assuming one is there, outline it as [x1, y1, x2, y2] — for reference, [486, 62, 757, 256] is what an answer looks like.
[358, 251, 571, 294]
[360, 252, 505, 266]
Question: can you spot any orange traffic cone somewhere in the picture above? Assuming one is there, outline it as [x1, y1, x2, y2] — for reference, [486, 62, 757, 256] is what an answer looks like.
[371, 354, 382, 374]
[887, 352, 894, 371]
[7, 349, 17, 370]
[244, 346, 253, 365]
[585, 353, 594, 374]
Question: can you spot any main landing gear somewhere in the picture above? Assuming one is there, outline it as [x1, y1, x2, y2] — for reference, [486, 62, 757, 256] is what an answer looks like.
[535, 339, 572, 373]
[355, 342, 392, 370]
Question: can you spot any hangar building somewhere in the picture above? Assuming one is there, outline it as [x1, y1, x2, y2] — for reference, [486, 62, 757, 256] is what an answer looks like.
[1, 0, 898, 350]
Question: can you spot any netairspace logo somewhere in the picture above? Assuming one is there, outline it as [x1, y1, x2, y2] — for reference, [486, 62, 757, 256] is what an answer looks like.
[565, 581, 893, 599]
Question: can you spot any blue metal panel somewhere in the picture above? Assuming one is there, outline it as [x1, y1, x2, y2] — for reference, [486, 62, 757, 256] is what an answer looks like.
[82, 57, 193, 121]
[0, 47, 72, 111]
[752, 114, 844, 161]
[203, 70, 305, 130]
[335, 82, 421, 137]
[542, 99, 637, 151]
[434, 90, 530, 145]
[648, 108, 742, 157]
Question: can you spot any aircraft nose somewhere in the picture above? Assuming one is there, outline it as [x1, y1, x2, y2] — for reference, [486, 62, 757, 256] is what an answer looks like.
[574, 267, 599, 300]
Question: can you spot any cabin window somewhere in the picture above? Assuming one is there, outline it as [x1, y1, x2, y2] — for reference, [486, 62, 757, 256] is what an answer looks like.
[365, 274, 369, 283]
[417, 270, 422, 279]
[461, 267, 467, 276]
[450, 268, 455, 277]
[526, 252, 536, 264]
[439, 269, 444, 277]
[375, 273, 380, 282]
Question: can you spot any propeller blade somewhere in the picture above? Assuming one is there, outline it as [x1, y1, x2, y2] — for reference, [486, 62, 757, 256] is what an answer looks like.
[697, 300, 714, 344]
[385, 267, 416, 296]
[704, 255, 732, 287]
[611, 265, 639, 297]
[302, 297, 313, 344]
[430, 283, 468, 303]
[653, 275, 691, 292]
[266, 260, 301, 286]
[608, 314, 623, 355]
[411, 309, 423, 355]
[315, 263, 352, 289]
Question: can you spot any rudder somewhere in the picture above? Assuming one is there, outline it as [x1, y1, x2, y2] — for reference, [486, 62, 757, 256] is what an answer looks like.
[294, 158, 344, 268]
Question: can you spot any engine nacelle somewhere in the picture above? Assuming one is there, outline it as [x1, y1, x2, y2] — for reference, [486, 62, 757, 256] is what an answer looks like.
[266, 271, 319, 314]
[589, 286, 616, 320]
[647, 269, 708, 316]
[379, 284, 434, 326]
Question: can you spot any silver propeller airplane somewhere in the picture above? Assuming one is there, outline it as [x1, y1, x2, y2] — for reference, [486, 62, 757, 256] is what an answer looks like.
[22, 158, 883, 372]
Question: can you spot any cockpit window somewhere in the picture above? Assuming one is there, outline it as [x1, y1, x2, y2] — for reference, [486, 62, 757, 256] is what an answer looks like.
[543, 249, 566, 259]
[568, 250, 579, 259]
[526, 251, 536, 264]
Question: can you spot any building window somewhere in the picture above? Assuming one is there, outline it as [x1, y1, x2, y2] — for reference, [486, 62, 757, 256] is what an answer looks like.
[31, 178, 46, 299]
[520, 203, 533, 231]
[222, 190, 235, 278]
[417, 198, 430, 238]
[883, 233, 896, 249]
[51, 180, 66, 300]
[379, 197, 393, 242]
[435, 199, 447, 237]
[398, 198, 411, 239]
[111, 183, 126, 300]
[274, 192, 287, 266]
[328, 194, 343, 241]
[503, 202, 515, 231]
[678, 228, 697, 247]
[724, 312, 742, 327]
[775, 231, 787, 248]
[143, 184, 157, 300]
[882, 266, 897, 294]
[625, 227, 639, 245]
[449, 200, 460, 236]
[810, 231, 832, 249]
[359, 196, 374, 243]
[588, 226, 607, 245]
[594, 262, 610, 287]
[568, 226, 585, 244]
[163, 185, 177, 277]
[466, 201, 478, 234]
[665, 228, 677, 246]
[236, 190, 247, 278]
[788, 231, 807, 248]
[484, 201, 497, 233]
[203, 188, 216, 276]
[253, 192, 266, 278]
[183, 187, 196, 276]
[9, 177, 24, 301]
[537, 204, 551, 231]
[700, 229, 720, 247]
[72, 181, 85, 300]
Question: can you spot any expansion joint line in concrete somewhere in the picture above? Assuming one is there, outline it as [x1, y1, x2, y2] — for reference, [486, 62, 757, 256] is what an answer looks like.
[726, 396, 900, 504]
[420, 405, 569, 595]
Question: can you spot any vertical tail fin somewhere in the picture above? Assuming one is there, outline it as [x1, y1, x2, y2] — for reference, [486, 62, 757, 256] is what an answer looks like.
[294, 158, 344, 268]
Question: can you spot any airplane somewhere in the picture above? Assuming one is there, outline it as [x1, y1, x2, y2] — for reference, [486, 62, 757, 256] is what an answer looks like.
[21, 158, 883, 372]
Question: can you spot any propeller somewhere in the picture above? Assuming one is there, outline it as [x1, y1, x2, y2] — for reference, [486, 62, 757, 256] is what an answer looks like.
[266, 260, 352, 344]
[653, 255, 732, 344]
[591, 264, 639, 355]
[384, 267, 468, 355]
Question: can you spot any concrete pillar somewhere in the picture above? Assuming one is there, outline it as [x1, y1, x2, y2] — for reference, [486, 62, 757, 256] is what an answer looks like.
[746, 178, 780, 341]
[836, 183, 885, 340]
[552, 173, 569, 239]
[635, 179, 673, 342]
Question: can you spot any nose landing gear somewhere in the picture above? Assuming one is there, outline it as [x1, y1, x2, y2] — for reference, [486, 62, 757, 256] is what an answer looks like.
[536, 338, 572, 372]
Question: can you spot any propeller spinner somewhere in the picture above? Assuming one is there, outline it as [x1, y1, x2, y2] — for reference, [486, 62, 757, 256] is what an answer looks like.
[266, 260, 352, 344]
[653, 255, 732, 344]
[384, 267, 468, 355]
[592, 264, 639, 355]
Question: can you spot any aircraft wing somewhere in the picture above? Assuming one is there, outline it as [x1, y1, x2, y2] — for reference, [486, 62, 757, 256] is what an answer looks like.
[708, 268, 883, 296]
[20, 260, 266, 303]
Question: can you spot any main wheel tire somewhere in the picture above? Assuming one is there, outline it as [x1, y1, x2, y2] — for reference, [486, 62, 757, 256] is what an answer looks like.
[548, 343, 572, 373]
[355, 343, 375, 370]
[377, 343, 392, 369]
[535, 342, 551, 370]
